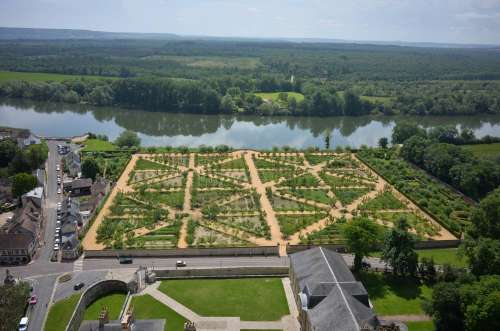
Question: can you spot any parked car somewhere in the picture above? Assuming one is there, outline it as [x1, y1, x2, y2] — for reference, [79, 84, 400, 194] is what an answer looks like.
[56, 165, 60, 171]
[73, 282, 85, 290]
[18, 317, 28, 331]
[119, 256, 133, 264]
[361, 261, 372, 270]
[176, 260, 187, 267]
[28, 295, 37, 305]
[53, 244, 59, 251]
[57, 188, 61, 194]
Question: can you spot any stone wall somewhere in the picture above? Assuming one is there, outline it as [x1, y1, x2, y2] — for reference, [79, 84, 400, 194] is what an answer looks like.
[65, 279, 129, 331]
[154, 266, 289, 279]
[84, 245, 279, 258]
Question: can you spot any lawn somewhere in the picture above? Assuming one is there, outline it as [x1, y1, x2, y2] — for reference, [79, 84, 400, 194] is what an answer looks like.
[358, 272, 432, 315]
[406, 321, 435, 331]
[462, 143, 500, 158]
[83, 292, 127, 320]
[44, 293, 81, 331]
[255, 92, 305, 103]
[158, 278, 289, 321]
[131, 294, 187, 331]
[372, 248, 466, 268]
[0, 70, 114, 83]
[82, 139, 117, 152]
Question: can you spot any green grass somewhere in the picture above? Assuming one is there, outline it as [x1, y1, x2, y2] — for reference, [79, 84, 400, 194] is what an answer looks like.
[158, 278, 289, 321]
[0, 70, 114, 84]
[131, 294, 187, 331]
[462, 143, 500, 158]
[241, 330, 282, 331]
[406, 321, 435, 331]
[44, 293, 81, 331]
[135, 158, 169, 170]
[83, 292, 126, 320]
[358, 272, 432, 315]
[82, 139, 117, 152]
[372, 248, 466, 268]
[255, 92, 305, 103]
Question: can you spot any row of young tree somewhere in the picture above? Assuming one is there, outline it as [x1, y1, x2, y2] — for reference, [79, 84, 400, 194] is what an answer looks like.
[392, 123, 500, 200]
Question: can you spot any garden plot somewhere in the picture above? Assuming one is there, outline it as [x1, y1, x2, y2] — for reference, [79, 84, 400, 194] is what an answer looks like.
[85, 150, 457, 251]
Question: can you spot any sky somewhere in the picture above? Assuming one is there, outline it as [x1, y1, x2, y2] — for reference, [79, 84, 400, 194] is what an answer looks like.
[1, 0, 500, 44]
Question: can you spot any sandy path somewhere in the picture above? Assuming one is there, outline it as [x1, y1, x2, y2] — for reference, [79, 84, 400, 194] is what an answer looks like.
[178, 153, 195, 248]
[244, 152, 284, 248]
[82, 154, 139, 250]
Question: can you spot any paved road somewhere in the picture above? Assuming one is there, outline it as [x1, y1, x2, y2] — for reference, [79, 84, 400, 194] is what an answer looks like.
[53, 270, 107, 303]
[26, 274, 58, 331]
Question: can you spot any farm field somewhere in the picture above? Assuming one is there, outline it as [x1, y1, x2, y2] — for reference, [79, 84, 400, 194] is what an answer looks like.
[255, 91, 305, 103]
[83, 150, 457, 250]
[82, 139, 117, 152]
[462, 143, 500, 158]
[0, 70, 114, 83]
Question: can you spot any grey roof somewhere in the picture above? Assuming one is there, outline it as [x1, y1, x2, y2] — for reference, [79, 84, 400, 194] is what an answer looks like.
[71, 178, 92, 189]
[290, 247, 378, 331]
[62, 234, 79, 250]
[0, 233, 34, 249]
[24, 187, 43, 200]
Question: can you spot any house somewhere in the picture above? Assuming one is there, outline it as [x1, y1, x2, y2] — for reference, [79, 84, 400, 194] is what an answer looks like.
[64, 150, 81, 178]
[61, 233, 80, 260]
[0, 196, 42, 264]
[22, 186, 44, 209]
[289, 247, 406, 331]
[64, 178, 92, 197]
[0, 178, 12, 206]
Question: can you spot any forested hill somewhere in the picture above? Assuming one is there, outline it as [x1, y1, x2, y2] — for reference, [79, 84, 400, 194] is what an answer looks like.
[1, 36, 500, 117]
[0, 27, 180, 40]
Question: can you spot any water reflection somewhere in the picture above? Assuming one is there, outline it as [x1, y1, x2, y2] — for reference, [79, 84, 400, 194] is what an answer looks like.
[1, 98, 500, 148]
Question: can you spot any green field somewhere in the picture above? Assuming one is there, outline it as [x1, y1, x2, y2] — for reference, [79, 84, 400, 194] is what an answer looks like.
[0, 70, 113, 83]
[131, 294, 187, 331]
[373, 248, 466, 268]
[83, 292, 127, 320]
[462, 143, 500, 158]
[358, 272, 432, 315]
[82, 139, 117, 152]
[142, 55, 261, 69]
[158, 278, 289, 321]
[44, 293, 81, 331]
[406, 321, 435, 331]
[336, 91, 394, 105]
[255, 92, 305, 103]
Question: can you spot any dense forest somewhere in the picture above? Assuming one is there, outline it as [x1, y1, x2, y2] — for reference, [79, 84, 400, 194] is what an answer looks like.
[1, 38, 500, 116]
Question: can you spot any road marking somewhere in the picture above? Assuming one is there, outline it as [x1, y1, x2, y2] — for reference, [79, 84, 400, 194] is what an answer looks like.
[73, 258, 84, 272]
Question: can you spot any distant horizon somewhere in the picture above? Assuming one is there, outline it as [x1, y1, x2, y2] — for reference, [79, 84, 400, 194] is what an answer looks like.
[0, 26, 498, 48]
[1, 0, 499, 45]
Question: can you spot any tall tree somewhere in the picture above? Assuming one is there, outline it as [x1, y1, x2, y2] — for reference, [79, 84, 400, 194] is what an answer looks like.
[81, 158, 100, 181]
[12, 173, 37, 198]
[115, 130, 141, 148]
[381, 218, 418, 276]
[342, 217, 383, 272]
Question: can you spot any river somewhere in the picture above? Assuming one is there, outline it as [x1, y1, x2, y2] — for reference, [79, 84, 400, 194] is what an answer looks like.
[1, 98, 500, 149]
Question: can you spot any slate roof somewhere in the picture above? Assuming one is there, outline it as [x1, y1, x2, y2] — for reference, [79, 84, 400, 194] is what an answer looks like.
[0, 233, 33, 249]
[290, 247, 378, 331]
[71, 178, 92, 189]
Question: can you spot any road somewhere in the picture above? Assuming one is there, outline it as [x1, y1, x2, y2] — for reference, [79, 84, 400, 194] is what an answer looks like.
[25, 274, 58, 331]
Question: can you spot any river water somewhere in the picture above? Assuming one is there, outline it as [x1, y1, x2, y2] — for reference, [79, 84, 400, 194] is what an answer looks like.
[1, 98, 500, 149]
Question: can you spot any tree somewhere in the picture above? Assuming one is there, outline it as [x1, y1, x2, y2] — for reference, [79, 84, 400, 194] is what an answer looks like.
[468, 187, 500, 239]
[220, 94, 237, 113]
[0, 281, 30, 331]
[81, 158, 100, 181]
[342, 217, 383, 272]
[115, 130, 140, 148]
[381, 218, 418, 276]
[378, 137, 389, 149]
[460, 276, 500, 331]
[392, 122, 426, 144]
[12, 173, 37, 198]
[418, 257, 437, 283]
[400, 135, 431, 166]
[462, 238, 500, 276]
[0, 138, 19, 167]
[24, 143, 48, 170]
[424, 282, 464, 331]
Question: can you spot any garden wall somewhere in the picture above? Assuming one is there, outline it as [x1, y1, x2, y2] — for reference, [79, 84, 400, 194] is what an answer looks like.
[287, 240, 462, 254]
[65, 279, 129, 331]
[84, 245, 279, 258]
[154, 266, 289, 279]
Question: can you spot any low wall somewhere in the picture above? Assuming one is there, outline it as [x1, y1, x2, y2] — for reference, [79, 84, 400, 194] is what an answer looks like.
[84, 246, 279, 258]
[154, 266, 289, 279]
[287, 240, 462, 255]
[65, 280, 129, 331]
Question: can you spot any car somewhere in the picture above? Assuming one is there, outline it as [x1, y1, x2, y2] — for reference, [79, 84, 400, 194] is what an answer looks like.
[361, 261, 372, 270]
[53, 245, 59, 251]
[18, 317, 28, 331]
[56, 221, 61, 226]
[176, 260, 187, 267]
[28, 295, 37, 305]
[57, 188, 61, 194]
[55, 227, 61, 231]
[73, 282, 85, 290]
[55, 238, 60, 243]
[57, 215, 62, 219]
[118, 256, 133, 264]
[56, 165, 60, 171]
